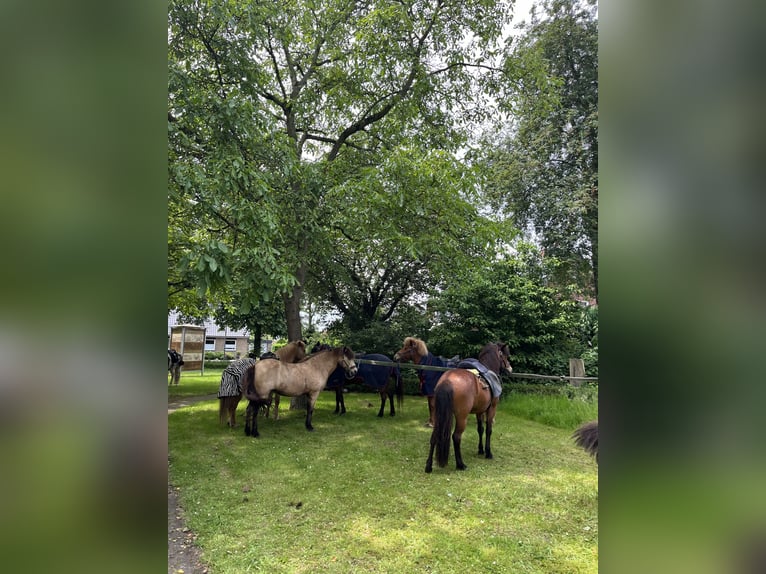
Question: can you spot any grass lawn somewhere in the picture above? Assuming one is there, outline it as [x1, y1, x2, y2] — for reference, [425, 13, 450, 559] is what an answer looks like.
[169, 383, 598, 573]
[168, 368, 224, 400]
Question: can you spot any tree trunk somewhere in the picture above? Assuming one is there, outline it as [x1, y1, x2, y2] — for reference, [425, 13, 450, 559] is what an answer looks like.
[285, 262, 307, 410]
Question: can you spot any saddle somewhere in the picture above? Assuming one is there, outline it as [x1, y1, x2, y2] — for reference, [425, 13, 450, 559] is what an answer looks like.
[456, 358, 502, 398]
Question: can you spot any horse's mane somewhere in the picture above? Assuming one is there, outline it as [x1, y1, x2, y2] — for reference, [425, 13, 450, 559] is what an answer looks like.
[403, 336, 429, 356]
[299, 345, 351, 362]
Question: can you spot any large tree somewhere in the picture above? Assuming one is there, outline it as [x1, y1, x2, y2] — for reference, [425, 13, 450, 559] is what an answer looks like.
[483, 0, 598, 299]
[309, 148, 506, 331]
[168, 0, 514, 339]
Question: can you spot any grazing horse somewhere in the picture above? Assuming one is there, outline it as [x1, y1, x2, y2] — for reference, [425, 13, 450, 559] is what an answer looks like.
[393, 337, 458, 427]
[421, 341, 512, 473]
[572, 420, 599, 463]
[325, 354, 404, 417]
[218, 340, 306, 428]
[242, 346, 358, 437]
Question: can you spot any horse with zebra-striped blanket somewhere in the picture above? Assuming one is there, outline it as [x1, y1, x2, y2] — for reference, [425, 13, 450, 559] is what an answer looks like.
[218, 341, 306, 428]
[242, 346, 358, 437]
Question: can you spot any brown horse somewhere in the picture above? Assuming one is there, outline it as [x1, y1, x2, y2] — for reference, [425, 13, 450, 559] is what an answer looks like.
[218, 340, 306, 428]
[242, 346, 358, 437]
[423, 341, 512, 473]
[393, 337, 457, 427]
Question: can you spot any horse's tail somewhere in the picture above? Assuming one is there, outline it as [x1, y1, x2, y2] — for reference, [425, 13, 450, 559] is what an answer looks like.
[433, 383, 454, 468]
[394, 367, 404, 410]
[242, 364, 258, 401]
[572, 420, 598, 463]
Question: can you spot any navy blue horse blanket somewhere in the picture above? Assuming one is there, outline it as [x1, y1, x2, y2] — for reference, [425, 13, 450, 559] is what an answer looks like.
[326, 353, 400, 391]
[415, 353, 458, 397]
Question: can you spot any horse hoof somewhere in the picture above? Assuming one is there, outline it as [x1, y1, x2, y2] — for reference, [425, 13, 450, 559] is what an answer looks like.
[457, 464, 467, 471]
[425, 466, 432, 473]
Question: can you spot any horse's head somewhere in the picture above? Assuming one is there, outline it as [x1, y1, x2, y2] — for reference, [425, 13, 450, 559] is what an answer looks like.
[340, 346, 358, 378]
[393, 337, 427, 362]
[480, 342, 513, 376]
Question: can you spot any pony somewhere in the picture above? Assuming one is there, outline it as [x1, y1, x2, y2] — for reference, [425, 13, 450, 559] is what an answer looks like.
[572, 420, 599, 463]
[325, 353, 404, 417]
[393, 337, 459, 427]
[265, 341, 308, 420]
[218, 340, 306, 428]
[168, 348, 184, 385]
[408, 340, 512, 472]
[242, 346, 358, 437]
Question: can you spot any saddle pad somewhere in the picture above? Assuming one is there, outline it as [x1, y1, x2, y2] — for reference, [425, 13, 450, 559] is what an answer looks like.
[457, 359, 502, 398]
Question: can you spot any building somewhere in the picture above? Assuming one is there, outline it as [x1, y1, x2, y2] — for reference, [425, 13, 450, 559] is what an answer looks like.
[167, 310, 264, 358]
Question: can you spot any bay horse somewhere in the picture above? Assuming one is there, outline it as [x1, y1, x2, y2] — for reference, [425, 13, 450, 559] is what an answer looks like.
[218, 340, 306, 428]
[417, 340, 512, 472]
[242, 346, 357, 437]
[393, 337, 458, 427]
[325, 353, 403, 417]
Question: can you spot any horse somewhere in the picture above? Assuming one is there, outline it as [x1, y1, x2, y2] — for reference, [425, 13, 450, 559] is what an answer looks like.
[168, 348, 184, 385]
[218, 340, 306, 428]
[265, 341, 308, 420]
[393, 337, 459, 427]
[572, 420, 599, 463]
[242, 346, 358, 437]
[393, 338, 512, 473]
[324, 353, 403, 417]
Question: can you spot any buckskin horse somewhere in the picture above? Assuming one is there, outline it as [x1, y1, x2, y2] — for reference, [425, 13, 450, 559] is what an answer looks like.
[241, 346, 358, 437]
[403, 339, 512, 472]
[218, 340, 306, 428]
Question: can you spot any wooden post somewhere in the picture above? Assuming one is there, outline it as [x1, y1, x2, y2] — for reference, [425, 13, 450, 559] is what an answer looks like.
[569, 358, 585, 386]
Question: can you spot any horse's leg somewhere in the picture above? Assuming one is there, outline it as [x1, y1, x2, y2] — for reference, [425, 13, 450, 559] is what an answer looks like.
[452, 415, 468, 470]
[230, 394, 241, 428]
[388, 385, 395, 416]
[484, 401, 497, 459]
[476, 413, 485, 455]
[425, 429, 437, 473]
[334, 387, 346, 415]
[272, 393, 280, 420]
[244, 400, 260, 437]
[427, 395, 435, 427]
[305, 392, 318, 431]
[377, 391, 386, 417]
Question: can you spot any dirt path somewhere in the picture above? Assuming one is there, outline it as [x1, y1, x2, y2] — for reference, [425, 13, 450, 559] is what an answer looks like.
[168, 394, 216, 573]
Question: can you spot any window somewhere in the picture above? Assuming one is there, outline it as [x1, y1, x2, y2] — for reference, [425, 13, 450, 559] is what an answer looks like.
[224, 339, 236, 352]
[205, 338, 215, 351]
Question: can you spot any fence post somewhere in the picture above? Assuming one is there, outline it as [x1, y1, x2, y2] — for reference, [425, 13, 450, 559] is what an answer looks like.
[569, 358, 585, 386]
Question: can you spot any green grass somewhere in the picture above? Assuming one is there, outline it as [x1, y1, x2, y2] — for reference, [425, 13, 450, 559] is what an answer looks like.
[168, 368, 224, 399]
[505, 393, 598, 429]
[169, 390, 598, 573]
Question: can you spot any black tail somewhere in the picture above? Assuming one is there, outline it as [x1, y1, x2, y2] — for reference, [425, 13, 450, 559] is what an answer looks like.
[573, 420, 598, 463]
[242, 364, 258, 401]
[433, 384, 454, 468]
